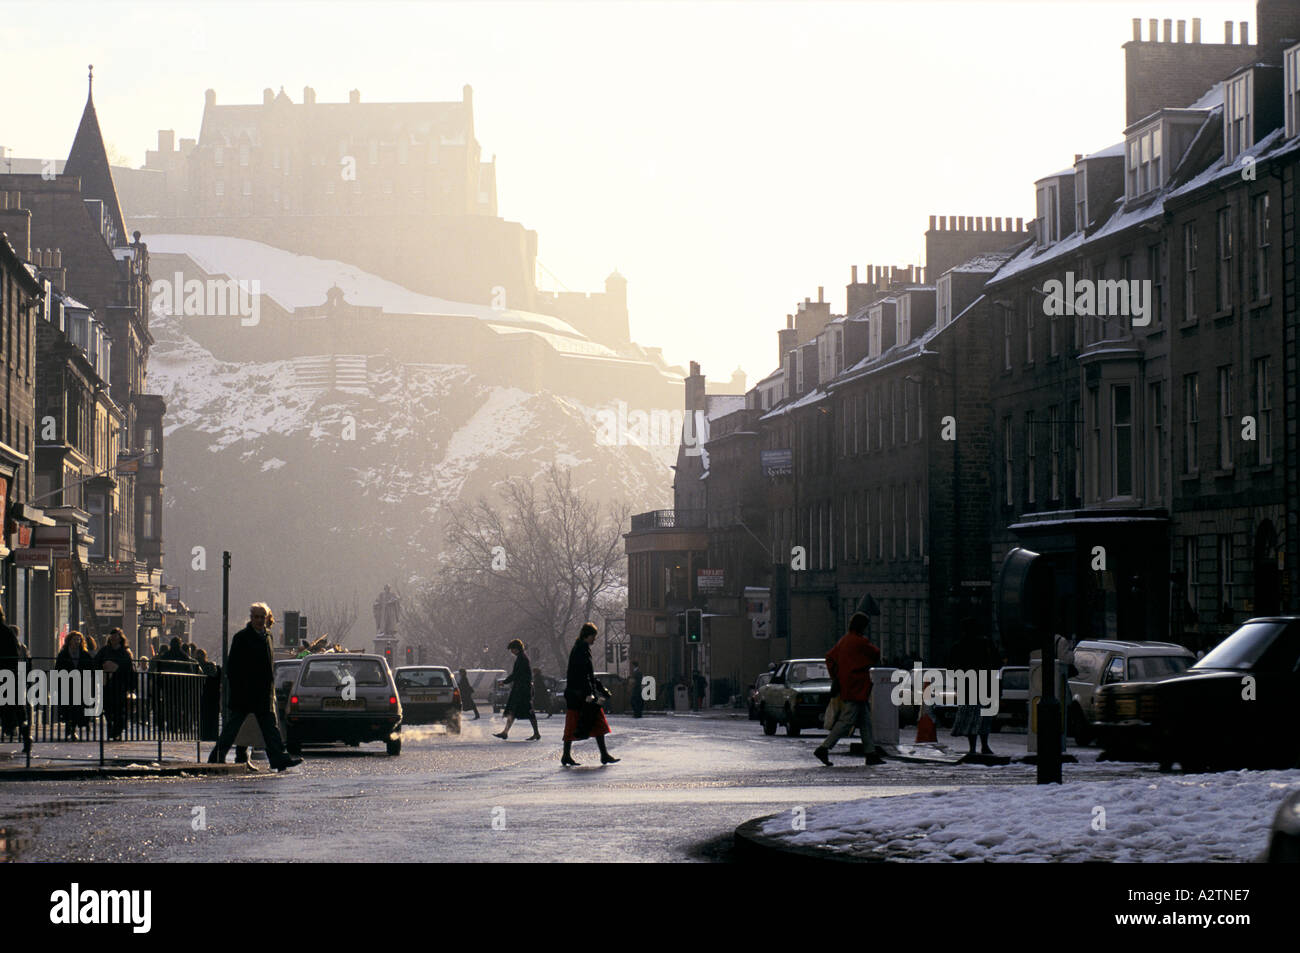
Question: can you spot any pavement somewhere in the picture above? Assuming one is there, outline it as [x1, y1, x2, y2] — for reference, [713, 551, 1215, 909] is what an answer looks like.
[0, 742, 256, 780]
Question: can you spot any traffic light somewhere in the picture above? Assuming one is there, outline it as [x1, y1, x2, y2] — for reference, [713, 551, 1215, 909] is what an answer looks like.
[282, 610, 300, 648]
[686, 608, 703, 643]
[405, 645, 413, 664]
[299, 615, 309, 643]
[677, 612, 687, 640]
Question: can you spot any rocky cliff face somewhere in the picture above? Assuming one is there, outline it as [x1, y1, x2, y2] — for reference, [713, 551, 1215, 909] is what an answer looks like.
[149, 302, 675, 643]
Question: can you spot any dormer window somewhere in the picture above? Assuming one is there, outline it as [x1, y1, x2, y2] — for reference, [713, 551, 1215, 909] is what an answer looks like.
[1225, 72, 1253, 164]
[897, 296, 911, 345]
[1036, 181, 1059, 246]
[1075, 164, 1088, 233]
[1126, 123, 1162, 198]
[936, 275, 952, 330]
[1286, 44, 1300, 139]
[868, 305, 883, 357]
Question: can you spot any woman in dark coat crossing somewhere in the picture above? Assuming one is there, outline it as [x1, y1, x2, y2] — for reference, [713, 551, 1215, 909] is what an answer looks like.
[494, 639, 540, 740]
[561, 622, 619, 767]
[0, 619, 31, 752]
[55, 630, 95, 740]
[457, 668, 480, 719]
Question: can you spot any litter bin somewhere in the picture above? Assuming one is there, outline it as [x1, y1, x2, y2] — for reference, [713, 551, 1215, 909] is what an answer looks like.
[673, 683, 689, 711]
[870, 667, 899, 746]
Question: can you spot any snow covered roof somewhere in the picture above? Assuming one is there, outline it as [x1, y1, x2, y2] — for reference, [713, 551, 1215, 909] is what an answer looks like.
[950, 251, 1015, 274]
[706, 394, 745, 421]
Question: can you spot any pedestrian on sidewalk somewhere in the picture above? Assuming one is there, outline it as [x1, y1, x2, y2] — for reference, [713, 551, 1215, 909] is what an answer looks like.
[815, 612, 883, 767]
[629, 660, 644, 718]
[55, 631, 94, 741]
[495, 639, 540, 741]
[949, 618, 998, 757]
[0, 617, 32, 753]
[96, 628, 134, 740]
[207, 602, 301, 771]
[561, 622, 618, 766]
[693, 669, 707, 711]
[533, 667, 553, 717]
[457, 668, 480, 719]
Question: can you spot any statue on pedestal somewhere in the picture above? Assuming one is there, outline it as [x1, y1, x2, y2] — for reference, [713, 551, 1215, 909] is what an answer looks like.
[373, 585, 401, 637]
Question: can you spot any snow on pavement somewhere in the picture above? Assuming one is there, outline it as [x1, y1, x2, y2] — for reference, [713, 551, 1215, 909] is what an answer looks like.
[760, 770, 1300, 861]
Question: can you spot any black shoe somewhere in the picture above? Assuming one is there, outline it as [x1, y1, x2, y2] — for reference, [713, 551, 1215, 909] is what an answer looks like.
[275, 757, 303, 771]
[494, 731, 508, 739]
[814, 746, 832, 767]
[600, 755, 620, 764]
[864, 754, 886, 765]
[561, 755, 579, 767]
[528, 733, 541, 741]
[981, 746, 995, 756]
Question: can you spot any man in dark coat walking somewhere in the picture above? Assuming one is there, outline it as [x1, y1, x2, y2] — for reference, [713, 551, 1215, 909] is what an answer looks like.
[815, 612, 883, 767]
[208, 602, 301, 770]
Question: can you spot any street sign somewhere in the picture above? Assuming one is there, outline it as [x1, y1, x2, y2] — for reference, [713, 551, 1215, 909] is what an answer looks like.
[761, 449, 793, 477]
[140, 608, 164, 625]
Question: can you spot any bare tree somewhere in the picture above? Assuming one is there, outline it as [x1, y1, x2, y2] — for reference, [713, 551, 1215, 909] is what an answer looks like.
[416, 466, 628, 671]
[302, 591, 360, 646]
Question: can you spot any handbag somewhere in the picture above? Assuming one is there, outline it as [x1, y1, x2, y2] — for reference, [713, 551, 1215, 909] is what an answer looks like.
[822, 696, 844, 731]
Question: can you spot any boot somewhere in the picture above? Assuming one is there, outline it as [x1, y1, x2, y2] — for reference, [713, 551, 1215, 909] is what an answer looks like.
[561, 741, 579, 767]
[597, 737, 619, 764]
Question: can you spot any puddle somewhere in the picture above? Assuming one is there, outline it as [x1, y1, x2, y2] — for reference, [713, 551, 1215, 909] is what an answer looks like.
[0, 800, 76, 861]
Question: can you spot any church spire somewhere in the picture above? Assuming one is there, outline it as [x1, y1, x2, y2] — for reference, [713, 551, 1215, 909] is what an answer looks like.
[65, 64, 127, 247]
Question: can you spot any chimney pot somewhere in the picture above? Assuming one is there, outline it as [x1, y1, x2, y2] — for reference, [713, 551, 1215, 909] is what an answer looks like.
[1150, 19, 1158, 42]
[52, 249, 61, 269]
[1240, 22, 1249, 45]
[1016, 217, 1024, 230]
[985, 215, 993, 231]
[851, 265, 858, 283]
[1163, 18, 1172, 42]
[263, 88, 273, 105]
[1132, 17, 1141, 41]
[1225, 21, 1233, 44]
[1177, 20, 1186, 43]
[929, 214, 936, 230]
[818, 286, 824, 303]
[205, 88, 216, 107]
[1193, 18, 1201, 43]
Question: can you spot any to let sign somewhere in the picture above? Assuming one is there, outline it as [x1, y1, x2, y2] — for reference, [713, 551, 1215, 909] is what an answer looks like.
[697, 568, 725, 592]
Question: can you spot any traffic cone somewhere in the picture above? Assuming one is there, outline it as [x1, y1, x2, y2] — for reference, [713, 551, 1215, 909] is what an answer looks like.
[915, 705, 937, 743]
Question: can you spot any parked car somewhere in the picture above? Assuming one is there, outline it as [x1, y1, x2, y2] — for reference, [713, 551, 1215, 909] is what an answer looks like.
[464, 669, 506, 711]
[993, 665, 1029, 731]
[756, 659, 832, 736]
[284, 653, 403, 756]
[394, 665, 460, 732]
[1067, 640, 1195, 745]
[1093, 617, 1300, 771]
[747, 671, 774, 720]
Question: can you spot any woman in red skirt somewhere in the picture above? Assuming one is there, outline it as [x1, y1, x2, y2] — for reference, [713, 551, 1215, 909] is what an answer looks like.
[562, 622, 619, 766]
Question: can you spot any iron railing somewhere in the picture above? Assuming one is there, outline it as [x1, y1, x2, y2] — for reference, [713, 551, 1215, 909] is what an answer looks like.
[0, 656, 211, 767]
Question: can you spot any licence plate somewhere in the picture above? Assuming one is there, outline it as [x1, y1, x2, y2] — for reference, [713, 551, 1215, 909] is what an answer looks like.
[413, 694, 447, 703]
[1115, 698, 1137, 718]
[323, 699, 364, 710]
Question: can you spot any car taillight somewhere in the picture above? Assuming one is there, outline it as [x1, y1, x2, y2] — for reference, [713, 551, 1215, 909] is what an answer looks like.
[452, 688, 460, 702]
[389, 696, 398, 706]
[290, 695, 299, 707]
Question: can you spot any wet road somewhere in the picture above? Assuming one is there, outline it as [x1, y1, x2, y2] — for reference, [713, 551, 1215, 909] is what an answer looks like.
[0, 714, 1154, 862]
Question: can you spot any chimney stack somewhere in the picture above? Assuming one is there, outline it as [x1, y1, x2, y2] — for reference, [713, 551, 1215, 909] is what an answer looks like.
[1132, 17, 1141, 41]
[1240, 22, 1249, 45]
[1225, 20, 1234, 44]
[1192, 18, 1201, 42]
[1177, 19, 1186, 43]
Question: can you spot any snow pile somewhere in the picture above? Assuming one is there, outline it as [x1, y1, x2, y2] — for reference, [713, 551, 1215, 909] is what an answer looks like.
[760, 771, 1300, 861]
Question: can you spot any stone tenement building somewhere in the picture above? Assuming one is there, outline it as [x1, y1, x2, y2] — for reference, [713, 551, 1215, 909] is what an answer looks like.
[0, 71, 167, 655]
[120, 85, 632, 352]
[627, 1, 1300, 704]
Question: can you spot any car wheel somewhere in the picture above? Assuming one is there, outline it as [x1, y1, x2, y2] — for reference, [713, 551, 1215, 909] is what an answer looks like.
[785, 707, 801, 737]
[386, 738, 402, 756]
[762, 713, 777, 736]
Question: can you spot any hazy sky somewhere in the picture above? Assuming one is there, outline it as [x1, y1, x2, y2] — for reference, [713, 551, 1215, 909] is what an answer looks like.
[3, 0, 1254, 388]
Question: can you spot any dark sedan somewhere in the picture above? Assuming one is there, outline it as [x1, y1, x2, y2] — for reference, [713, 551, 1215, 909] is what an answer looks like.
[1094, 617, 1300, 772]
[394, 665, 461, 732]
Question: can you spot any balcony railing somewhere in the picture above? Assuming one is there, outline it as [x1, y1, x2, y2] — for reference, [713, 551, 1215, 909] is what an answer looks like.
[630, 509, 707, 531]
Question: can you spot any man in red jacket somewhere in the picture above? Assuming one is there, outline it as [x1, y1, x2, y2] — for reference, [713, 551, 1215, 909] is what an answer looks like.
[815, 612, 884, 766]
